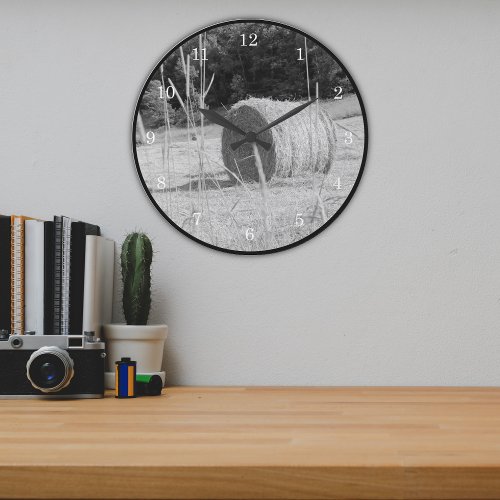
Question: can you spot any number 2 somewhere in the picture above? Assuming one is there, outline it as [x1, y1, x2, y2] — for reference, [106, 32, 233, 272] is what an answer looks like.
[334, 86, 343, 99]
[241, 33, 257, 46]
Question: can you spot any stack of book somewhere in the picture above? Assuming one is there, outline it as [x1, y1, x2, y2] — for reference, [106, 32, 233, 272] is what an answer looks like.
[0, 215, 114, 336]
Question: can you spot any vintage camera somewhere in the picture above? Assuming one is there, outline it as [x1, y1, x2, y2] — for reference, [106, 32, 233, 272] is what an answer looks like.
[0, 333, 105, 398]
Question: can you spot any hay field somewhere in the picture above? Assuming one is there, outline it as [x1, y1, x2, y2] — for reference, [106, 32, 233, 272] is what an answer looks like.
[136, 99, 364, 252]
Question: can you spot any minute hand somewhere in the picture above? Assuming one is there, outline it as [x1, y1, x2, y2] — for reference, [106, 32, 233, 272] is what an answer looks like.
[256, 98, 318, 135]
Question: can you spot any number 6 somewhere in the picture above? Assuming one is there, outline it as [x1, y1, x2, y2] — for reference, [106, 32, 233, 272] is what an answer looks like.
[245, 228, 254, 241]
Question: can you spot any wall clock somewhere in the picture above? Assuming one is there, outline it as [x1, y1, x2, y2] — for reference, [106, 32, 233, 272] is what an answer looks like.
[133, 19, 368, 254]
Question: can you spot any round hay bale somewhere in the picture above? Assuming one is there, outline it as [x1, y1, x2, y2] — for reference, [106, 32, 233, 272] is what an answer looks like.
[221, 98, 335, 182]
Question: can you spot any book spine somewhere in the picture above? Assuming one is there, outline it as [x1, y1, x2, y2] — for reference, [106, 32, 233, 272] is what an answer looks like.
[53, 217, 62, 335]
[0, 216, 11, 333]
[25, 221, 45, 335]
[61, 217, 71, 335]
[69, 223, 100, 335]
[11, 218, 23, 335]
[43, 222, 54, 334]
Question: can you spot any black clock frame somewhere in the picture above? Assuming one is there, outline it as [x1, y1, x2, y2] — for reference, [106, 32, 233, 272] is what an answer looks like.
[132, 18, 368, 255]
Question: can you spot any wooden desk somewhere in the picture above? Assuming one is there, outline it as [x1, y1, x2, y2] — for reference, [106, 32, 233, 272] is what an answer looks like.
[1, 387, 500, 499]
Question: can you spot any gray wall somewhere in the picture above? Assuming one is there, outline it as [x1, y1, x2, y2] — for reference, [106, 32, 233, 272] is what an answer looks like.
[2, 0, 500, 385]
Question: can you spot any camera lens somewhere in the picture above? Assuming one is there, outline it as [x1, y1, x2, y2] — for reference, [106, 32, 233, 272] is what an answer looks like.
[26, 347, 74, 393]
[40, 362, 57, 382]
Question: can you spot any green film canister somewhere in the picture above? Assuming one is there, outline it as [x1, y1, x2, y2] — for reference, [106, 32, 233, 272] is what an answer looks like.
[135, 374, 163, 396]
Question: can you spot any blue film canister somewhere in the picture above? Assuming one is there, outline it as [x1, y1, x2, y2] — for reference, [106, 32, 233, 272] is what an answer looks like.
[115, 357, 136, 398]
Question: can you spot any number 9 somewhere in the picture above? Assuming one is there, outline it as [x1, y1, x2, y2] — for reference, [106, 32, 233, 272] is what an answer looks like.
[146, 131, 155, 145]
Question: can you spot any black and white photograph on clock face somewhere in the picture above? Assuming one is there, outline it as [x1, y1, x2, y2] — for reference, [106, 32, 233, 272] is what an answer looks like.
[134, 20, 367, 254]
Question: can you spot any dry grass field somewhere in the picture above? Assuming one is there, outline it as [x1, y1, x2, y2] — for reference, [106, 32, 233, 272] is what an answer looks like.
[136, 94, 365, 252]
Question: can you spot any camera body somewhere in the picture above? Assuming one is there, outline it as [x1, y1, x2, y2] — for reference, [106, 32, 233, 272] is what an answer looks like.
[0, 334, 105, 399]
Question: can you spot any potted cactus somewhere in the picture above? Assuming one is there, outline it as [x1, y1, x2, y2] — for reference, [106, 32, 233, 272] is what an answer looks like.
[103, 232, 168, 389]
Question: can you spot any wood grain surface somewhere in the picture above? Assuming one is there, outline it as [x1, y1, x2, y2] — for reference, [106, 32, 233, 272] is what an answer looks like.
[1, 387, 500, 499]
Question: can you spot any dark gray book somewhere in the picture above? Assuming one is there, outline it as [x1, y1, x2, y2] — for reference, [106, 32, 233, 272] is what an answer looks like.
[0, 215, 11, 333]
[69, 221, 100, 335]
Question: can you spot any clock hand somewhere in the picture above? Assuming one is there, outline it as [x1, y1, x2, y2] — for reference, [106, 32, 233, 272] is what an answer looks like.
[256, 98, 318, 135]
[199, 108, 246, 136]
[230, 99, 317, 151]
[200, 108, 272, 151]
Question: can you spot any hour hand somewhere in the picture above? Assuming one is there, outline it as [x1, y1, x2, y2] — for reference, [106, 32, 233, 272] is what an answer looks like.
[231, 136, 272, 151]
[199, 108, 246, 136]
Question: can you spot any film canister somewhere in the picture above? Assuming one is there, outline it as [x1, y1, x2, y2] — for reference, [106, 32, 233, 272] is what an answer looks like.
[136, 374, 163, 396]
[115, 357, 136, 398]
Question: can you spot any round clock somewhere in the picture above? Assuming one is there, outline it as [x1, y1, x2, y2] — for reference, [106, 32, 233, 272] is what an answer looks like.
[133, 19, 367, 254]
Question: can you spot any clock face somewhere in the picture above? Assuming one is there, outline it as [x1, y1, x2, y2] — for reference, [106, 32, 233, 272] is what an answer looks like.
[133, 20, 367, 254]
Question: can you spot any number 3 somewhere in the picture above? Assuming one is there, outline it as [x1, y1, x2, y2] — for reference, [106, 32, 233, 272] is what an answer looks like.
[344, 131, 353, 145]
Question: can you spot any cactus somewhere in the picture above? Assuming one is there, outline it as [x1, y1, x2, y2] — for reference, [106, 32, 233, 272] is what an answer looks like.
[121, 232, 153, 325]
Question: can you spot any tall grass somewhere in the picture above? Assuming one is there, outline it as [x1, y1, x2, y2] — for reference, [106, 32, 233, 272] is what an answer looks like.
[140, 39, 363, 252]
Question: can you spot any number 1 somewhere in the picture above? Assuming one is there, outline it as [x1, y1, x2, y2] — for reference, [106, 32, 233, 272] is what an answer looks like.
[297, 48, 304, 61]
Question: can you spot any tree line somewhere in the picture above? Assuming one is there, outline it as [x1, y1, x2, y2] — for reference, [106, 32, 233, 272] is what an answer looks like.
[140, 23, 353, 129]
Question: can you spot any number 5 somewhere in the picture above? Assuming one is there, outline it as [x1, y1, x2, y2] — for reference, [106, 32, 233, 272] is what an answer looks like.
[295, 214, 304, 227]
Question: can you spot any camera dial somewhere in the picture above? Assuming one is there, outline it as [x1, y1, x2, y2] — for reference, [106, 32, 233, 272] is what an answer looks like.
[26, 346, 75, 393]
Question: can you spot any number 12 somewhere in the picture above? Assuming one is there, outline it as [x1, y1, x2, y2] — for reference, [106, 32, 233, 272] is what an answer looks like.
[240, 33, 258, 46]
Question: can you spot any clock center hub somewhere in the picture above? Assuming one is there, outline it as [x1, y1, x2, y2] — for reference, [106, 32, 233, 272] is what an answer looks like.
[245, 131, 257, 143]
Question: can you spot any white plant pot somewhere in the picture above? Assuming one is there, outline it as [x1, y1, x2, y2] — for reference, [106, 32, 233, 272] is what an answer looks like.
[102, 324, 168, 374]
